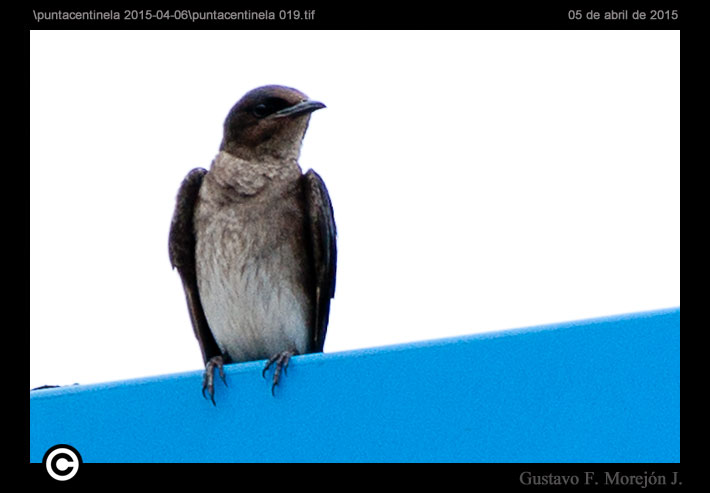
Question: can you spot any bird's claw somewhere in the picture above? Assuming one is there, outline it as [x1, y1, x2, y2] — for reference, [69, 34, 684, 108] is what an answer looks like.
[263, 350, 295, 396]
[202, 355, 227, 405]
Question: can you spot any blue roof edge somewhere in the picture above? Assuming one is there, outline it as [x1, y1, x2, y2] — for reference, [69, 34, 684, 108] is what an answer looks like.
[30, 307, 680, 462]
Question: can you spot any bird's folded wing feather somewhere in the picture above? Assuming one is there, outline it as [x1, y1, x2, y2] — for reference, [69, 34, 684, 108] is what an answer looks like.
[169, 168, 222, 364]
[303, 169, 337, 352]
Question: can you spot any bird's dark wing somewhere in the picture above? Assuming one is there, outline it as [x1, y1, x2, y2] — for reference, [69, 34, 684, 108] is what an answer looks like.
[302, 169, 337, 352]
[169, 168, 222, 364]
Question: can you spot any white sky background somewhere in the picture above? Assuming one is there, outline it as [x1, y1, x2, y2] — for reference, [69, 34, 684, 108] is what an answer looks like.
[30, 30, 680, 389]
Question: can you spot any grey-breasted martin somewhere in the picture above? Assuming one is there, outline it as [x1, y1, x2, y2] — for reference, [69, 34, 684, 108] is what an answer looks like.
[169, 85, 336, 404]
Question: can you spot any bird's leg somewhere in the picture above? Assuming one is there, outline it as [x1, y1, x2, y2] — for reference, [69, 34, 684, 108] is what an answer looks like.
[262, 349, 297, 396]
[202, 355, 227, 405]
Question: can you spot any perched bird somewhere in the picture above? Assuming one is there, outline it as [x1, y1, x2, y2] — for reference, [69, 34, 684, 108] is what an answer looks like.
[169, 85, 336, 404]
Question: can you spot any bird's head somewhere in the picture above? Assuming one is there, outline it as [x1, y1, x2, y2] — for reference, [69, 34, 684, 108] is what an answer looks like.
[220, 85, 325, 162]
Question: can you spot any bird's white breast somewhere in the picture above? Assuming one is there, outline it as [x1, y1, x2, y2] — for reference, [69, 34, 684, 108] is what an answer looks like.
[194, 174, 311, 363]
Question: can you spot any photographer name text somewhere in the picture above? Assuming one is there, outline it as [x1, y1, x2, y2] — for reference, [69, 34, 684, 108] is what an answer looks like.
[520, 470, 681, 488]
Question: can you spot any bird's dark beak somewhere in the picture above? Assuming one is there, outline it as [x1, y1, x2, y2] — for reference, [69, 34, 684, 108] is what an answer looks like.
[273, 100, 326, 119]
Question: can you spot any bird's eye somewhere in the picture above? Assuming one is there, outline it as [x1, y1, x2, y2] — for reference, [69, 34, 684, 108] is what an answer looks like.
[252, 103, 269, 118]
[250, 98, 291, 119]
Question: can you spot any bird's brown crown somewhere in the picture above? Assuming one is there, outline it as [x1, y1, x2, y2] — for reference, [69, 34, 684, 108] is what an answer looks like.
[221, 85, 325, 161]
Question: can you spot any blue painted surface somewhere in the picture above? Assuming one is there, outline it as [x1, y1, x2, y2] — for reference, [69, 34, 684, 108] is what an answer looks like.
[30, 308, 680, 462]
